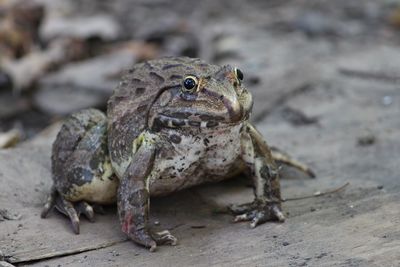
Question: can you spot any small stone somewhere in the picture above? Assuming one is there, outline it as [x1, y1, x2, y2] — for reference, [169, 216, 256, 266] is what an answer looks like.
[357, 134, 376, 146]
[377, 185, 384, 190]
[282, 241, 290, 246]
[316, 252, 328, 258]
[382, 95, 393, 106]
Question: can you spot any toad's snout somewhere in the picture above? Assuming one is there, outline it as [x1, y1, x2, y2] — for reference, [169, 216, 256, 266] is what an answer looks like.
[223, 89, 253, 123]
[223, 95, 244, 122]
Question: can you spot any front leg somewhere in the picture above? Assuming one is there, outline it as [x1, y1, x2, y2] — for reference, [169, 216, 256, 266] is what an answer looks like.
[118, 134, 177, 251]
[230, 123, 285, 227]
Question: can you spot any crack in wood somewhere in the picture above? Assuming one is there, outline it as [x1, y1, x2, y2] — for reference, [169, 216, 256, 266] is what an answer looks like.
[7, 238, 128, 264]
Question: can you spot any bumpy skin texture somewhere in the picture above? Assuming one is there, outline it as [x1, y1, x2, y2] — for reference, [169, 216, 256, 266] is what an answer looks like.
[42, 57, 313, 251]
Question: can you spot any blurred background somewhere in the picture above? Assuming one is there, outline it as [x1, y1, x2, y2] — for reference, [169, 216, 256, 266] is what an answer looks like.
[0, 0, 399, 145]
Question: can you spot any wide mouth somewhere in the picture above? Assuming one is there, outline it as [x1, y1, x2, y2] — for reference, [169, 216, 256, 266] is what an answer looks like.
[152, 112, 249, 131]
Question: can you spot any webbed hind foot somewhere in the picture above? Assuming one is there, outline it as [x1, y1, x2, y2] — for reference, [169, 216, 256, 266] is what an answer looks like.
[41, 187, 102, 234]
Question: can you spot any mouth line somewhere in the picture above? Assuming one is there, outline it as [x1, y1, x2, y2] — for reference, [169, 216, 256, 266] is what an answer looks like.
[152, 113, 247, 130]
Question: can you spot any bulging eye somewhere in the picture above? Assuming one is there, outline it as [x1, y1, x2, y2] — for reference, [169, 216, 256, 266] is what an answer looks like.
[234, 68, 244, 82]
[182, 76, 198, 92]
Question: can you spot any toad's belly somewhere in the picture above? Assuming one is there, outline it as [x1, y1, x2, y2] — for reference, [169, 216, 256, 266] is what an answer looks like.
[148, 124, 245, 196]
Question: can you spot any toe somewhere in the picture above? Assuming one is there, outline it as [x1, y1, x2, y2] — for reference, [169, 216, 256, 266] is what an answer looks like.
[41, 187, 57, 218]
[228, 202, 256, 215]
[234, 213, 251, 222]
[77, 202, 95, 222]
[271, 205, 285, 222]
[149, 241, 157, 252]
[60, 198, 80, 234]
[153, 230, 178, 246]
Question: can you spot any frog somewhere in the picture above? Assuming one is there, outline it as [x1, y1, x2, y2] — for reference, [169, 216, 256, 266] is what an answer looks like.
[41, 57, 314, 252]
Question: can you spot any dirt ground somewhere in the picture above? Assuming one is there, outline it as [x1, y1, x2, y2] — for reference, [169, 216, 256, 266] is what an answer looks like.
[1, 0, 400, 266]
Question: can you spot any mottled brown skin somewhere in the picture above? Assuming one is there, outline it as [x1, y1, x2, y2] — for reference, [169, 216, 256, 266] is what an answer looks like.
[41, 57, 314, 251]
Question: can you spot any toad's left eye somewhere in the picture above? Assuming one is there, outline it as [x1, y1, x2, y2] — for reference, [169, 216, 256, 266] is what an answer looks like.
[182, 76, 198, 92]
[235, 68, 244, 81]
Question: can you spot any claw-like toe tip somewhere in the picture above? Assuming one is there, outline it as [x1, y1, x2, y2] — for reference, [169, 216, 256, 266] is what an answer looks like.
[307, 169, 316, 178]
[149, 242, 157, 252]
[40, 208, 49, 219]
[71, 221, 80, 235]
[170, 238, 178, 246]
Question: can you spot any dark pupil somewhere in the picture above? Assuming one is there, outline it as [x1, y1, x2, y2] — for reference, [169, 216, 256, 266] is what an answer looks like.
[184, 78, 196, 90]
[236, 69, 244, 81]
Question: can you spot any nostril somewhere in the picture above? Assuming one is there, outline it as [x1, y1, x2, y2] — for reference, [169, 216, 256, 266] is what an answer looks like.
[219, 95, 224, 100]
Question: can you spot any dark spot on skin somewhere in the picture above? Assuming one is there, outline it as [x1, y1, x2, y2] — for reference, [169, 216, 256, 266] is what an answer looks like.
[170, 134, 182, 144]
[169, 112, 192, 119]
[229, 139, 233, 142]
[137, 104, 147, 113]
[177, 168, 184, 172]
[128, 69, 134, 73]
[189, 121, 201, 127]
[136, 87, 145, 95]
[151, 118, 163, 132]
[71, 167, 94, 186]
[170, 74, 183, 80]
[260, 166, 277, 180]
[203, 138, 210, 146]
[162, 64, 183, 70]
[144, 61, 154, 70]
[206, 121, 219, 128]
[132, 78, 142, 83]
[150, 72, 165, 84]
[172, 120, 185, 127]
[195, 150, 201, 155]
[199, 114, 224, 121]
[161, 84, 182, 92]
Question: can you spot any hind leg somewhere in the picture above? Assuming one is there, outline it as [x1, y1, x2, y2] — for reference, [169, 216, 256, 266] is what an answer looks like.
[41, 109, 118, 233]
[271, 147, 315, 178]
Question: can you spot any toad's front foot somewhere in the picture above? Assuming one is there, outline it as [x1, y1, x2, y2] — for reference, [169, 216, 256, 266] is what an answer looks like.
[229, 201, 285, 228]
[126, 228, 177, 252]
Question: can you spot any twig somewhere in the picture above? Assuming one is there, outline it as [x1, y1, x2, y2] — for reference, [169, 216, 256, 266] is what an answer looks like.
[338, 68, 400, 84]
[282, 182, 349, 202]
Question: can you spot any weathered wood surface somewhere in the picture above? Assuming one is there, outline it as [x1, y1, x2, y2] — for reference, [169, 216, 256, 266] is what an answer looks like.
[1, 44, 400, 266]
